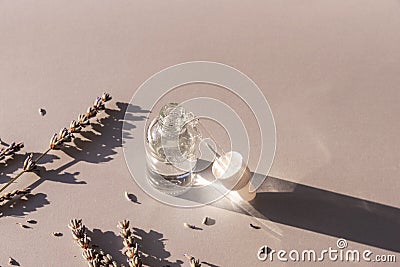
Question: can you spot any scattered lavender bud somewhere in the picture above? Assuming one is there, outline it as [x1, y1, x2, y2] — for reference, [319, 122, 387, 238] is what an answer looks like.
[184, 223, 196, 229]
[124, 191, 130, 201]
[16, 222, 30, 229]
[52, 232, 63, 237]
[38, 108, 46, 116]
[250, 223, 261, 229]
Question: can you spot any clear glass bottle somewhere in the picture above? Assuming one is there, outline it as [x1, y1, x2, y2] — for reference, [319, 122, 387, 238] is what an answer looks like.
[145, 103, 200, 195]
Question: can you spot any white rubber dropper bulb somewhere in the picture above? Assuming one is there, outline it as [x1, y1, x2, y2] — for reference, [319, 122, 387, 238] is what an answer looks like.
[212, 151, 256, 201]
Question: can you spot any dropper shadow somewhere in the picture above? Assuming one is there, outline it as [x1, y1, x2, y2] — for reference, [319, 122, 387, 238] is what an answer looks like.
[201, 262, 220, 267]
[222, 173, 400, 253]
[177, 161, 400, 253]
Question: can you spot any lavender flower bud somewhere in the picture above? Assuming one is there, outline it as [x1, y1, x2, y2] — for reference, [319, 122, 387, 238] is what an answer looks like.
[86, 107, 97, 119]
[101, 92, 112, 102]
[69, 120, 81, 133]
[23, 153, 36, 171]
[93, 97, 105, 111]
[50, 133, 59, 149]
[78, 114, 90, 126]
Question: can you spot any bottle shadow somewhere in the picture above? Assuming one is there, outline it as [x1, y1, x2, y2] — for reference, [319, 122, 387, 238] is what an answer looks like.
[87, 227, 183, 267]
[214, 173, 400, 253]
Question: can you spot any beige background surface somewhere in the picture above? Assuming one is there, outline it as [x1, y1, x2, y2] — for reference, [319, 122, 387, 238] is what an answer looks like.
[1, 1, 400, 266]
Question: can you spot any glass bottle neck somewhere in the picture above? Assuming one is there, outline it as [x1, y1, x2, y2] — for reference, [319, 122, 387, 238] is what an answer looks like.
[158, 103, 188, 134]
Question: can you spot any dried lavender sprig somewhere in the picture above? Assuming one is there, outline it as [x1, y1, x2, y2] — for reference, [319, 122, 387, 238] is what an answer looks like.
[0, 93, 112, 195]
[0, 141, 24, 161]
[118, 219, 142, 267]
[69, 218, 118, 267]
[98, 250, 118, 267]
[69, 222, 97, 264]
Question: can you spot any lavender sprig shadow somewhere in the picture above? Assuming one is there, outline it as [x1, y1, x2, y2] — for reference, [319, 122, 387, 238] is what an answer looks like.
[0, 93, 112, 201]
[0, 141, 24, 163]
[16, 102, 146, 197]
[0, 192, 49, 218]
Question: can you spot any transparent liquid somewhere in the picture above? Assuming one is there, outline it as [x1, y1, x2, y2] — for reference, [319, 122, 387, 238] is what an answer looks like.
[146, 139, 196, 195]
[145, 106, 199, 195]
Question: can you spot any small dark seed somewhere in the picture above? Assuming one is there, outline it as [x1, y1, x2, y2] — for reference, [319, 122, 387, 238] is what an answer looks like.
[184, 223, 195, 229]
[16, 222, 31, 229]
[250, 223, 261, 229]
[183, 223, 202, 231]
[8, 257, 17, 265]
[52, 232, 63, 237]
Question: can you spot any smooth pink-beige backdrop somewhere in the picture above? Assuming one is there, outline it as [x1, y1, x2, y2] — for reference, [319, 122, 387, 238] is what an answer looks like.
[1, 1, 399, 266]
